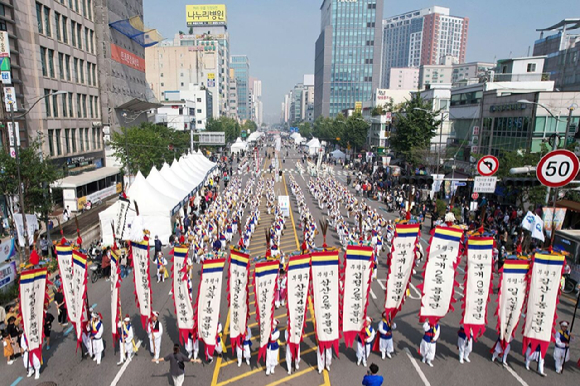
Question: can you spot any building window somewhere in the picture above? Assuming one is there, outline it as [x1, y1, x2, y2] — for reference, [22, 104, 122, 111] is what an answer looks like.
[55, 129, 62, 155]
[82, 0, 86, 17]
[92, 127, 96, 149]
[85, 128, 90, 150]
[82, 94, 87, 117]
[79, 127, 84, 151]
[44, 89, 51, 117]
[79, 60, 84, 83]
[77, 93, 81, 117]
[62, 16, 68, 43]
[48, 130, 54, 156]
[36, 3, 43, 34]
[89, 95, 94, 118]
[85, 28, 89, 53]
[73, 58, 78, 82]
[40, 47, 47, 76]
[87, 0, 93, 20]
[527, 63, 536, 72]
[94, 97, 99, 117]
[90, 30, 94, 53]
[68, 93, 74, 117]
[160, 83, 164, 86]
[77, 24, 82, 49]
[62, 93, 67, 117]
[65, 129, 70, 154]
[53, 93, 59, 117]
[75, 0, 79, 13]
[58, 53, 64, 79]
[71, 129, 77, 152]
[55, 12, 61, 40]
[71, 21, 76, 47]
[65, 55, 71, 81]
[44, 6, 51, 37]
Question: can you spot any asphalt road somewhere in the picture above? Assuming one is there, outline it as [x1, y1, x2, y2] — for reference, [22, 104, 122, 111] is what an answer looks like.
[2, 145, 579, 386]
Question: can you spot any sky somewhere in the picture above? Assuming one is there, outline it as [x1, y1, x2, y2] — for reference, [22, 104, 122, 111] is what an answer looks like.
[143, 0, 578, 124]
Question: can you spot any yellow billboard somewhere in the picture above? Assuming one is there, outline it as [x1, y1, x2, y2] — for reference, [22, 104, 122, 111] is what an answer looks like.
[186, 4, 227, 26]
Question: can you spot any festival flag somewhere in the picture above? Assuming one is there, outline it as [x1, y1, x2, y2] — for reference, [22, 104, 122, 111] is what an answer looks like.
[110, 249, 122, 343]
[194, 258, 226, 360]
[531, 215, 545, 242]
[71, 250, 88, 348]
[311, 250, 340, 355]
[342, 245, 373, 347]
[418, 226, 464, 325]
[495, 259, 529, 348]
[130, 239, 153, 328]
[227, 249, 250, 353]
[384, 224, 421, 319]
[253, 260, 279, 362]
[286, 254, 311, 359]
[461, 237, 494, 339]
[173, 246, 195, 344]
[522, 253, 565, 356]
[56, 244, 76, 324]
[19, 268, 48, 369]
[522, 211, 535, 231]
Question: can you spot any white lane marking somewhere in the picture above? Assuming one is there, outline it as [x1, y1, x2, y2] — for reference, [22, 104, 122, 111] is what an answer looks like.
[458, 266, 465, 274]
[370, 289, 377, 300]
[408, 282, 422, 300]
[455, 290, 464, 298]
[110, 340, 142, 386]
[377, 279, 386, 291]
[403, 347, 431, 386]
[504, 364, 530, 386]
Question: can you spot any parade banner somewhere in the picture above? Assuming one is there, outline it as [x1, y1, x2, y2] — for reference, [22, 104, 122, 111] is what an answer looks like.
[19, 268, 48, 368]
[286, 254, 311, 359]
[462, 237, 494, 339]
[522, 253, 565, 356]
[110, 249, 121, 343]
[131, 239, 152, 328]
[194, 258, 226, 359]
[56, 245, 76, 324]
[72, 250, 88, 348]
[384, 224, 421, 318]
[311, 250, 340, 355]
[419, 226, 464, 325]
[342, 245, 373, 347]
[173, 246, 194, 344]
[114, 198, 131, 240]
[496, 259, 529, 348]
[253, 260, 279, 362]
[227, 249, 250, 353]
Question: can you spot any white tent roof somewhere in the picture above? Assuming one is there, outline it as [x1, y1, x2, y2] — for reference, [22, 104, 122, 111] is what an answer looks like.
[127, 171, 176, 215]
[330, 149, 346, 157]
[147, 167, 188, 201]
[170, 161, 199, 192]
[183, 154, 211, 175]
[307, 138, 321, 148]
[160, 163, 192, 194]
[178, 158, 205, 187]
[290, 132, 300, 139]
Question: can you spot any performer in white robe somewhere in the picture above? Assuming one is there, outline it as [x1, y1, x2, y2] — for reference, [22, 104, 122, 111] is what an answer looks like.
[491, 337, 511, 366]
[185, 333, 199, 360]
[208, 322, 225, 363]
[148, 311, 163, 362]
[376, 313, 396, 359]
[265, 319, 280, 376]
[118, 315, 135, 365]
[21, 335, 41, 379]
[317, 346, 332, 373]
[457, 326, 472, 364]
[356, 317, 376, 367]
[236, 326, 252, 367]
[420, 322, 440, 367]
[553, 321, 571, 374]
[525, 343, 546, 376]
[90, 312, 104, 365]
[285, 329, 301, 374]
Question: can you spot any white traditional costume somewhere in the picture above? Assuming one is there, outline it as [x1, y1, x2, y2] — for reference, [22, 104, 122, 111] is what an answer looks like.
[265, 320, 280, 375]
[525, 343, 546, 376]
[89, 312, 104, 365]
[21, 335, 41, 379]
[553, 321, 571, 374]
[148, 311, 163, 361]
[285, 329, 300, 374]
[356, 317, 376, 367]
[457, 326, 472, 364]
[236, 326, 252, 367]
[420, 322, 439, 367]
[376, 315, 396, 359]
[118, 316, 135, 364]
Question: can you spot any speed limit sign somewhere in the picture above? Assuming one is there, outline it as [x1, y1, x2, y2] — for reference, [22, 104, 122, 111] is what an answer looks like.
[536, 149, 580, 188]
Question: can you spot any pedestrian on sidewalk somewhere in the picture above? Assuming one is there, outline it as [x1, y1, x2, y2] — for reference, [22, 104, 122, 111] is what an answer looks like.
[156, 343, 201, 386]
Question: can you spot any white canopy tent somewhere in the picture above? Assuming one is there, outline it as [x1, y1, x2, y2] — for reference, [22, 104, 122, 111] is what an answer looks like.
[171, 160, 201, 192]
[159, 163, 193, 194]
[306, 138, 322, 155]
[178, 158, 205, 188]
[146, 167, 186, 202]
[230, 138, 247, 154]
[330, 149, 346, 160]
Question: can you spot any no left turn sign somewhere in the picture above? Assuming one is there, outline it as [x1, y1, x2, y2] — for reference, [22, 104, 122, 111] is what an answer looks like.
[477, 155, 499, 176]
[536, 149, 580, 188]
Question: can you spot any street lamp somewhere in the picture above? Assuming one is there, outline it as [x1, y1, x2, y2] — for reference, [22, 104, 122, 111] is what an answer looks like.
[7, 90, 66, 265]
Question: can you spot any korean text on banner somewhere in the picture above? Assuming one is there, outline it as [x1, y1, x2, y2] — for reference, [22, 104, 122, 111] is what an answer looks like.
[522, 253, 565, 357]
[195, 258, 225, 359]
[419, 226, 464, 325]
[186, 4, 227, 26]
[253, 260, 278, 362]
[286, 254, 311, 360]
[311, 250, 340, 355]
[342, 245, 373, 347]
[228, 249, 250, 352]
[384, 224, 421, 318]
[56, 245, 77, 324]
[19, 268, 47, 368]
[72, 250, 88, 348]
[462, 237, 494, 339]
[173, 247, 194, 344]
[496, 260, 529, 347]
[0, 260, 17, 289]
[131, 240, 152, 328]
[110, 43, 145, 72]
[114, 198, 131, 240]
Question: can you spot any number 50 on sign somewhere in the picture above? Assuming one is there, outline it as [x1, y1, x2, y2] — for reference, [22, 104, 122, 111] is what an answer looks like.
[536, 150, 580, 188]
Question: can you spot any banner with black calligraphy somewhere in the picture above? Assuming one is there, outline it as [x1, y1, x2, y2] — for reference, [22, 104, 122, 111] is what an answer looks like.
[522, 253, 565, 357]
[384, 224, 421, 319]
[342, 245, 373, 347]
[461, 237, 494, 339]
[286, 254, 311, 359]
[311, 250, 340, 355]
[173, 246, 194, 345]
[419, 226, 464, 325]
[253, 260, 279, 362]
[56, 245, 76, 325]
[495, 259, 529, 348]
[131, 239, 152, 328]
[194, 258, 225, 359]
[110, 249, 121, 343]
[72, 250, 88, 348]
[227, 249, 250, 353]
[19, 268, 48, 368]
[114, 198, 131, 240]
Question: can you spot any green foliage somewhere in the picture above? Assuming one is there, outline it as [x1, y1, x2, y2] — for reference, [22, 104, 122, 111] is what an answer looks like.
[390, 94, 440, 167]
[0, 280, 20, 304]
[206, 117, 241, 143]
[0, 138, 61, 219]
[241, 120, 258, 134]
[298, 122, 312, 138]
[110, 123, 190, 175]
[343, 113, 369, 152]
[436, 199, 447, 217]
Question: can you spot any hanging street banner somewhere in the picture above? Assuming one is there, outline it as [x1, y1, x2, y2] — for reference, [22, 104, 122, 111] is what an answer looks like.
[131, 240, 152, 328]
[19, 268, 48, 369]
[227, 249, 250, 353]
[419, 226, 464, 325]
[311, 250, 340, 355]
[286, 254, 311, 360]
[384, 224, 421, 318]
[462, 237, 494, 339]
[253, 260, 279, 362]
[173, 246, 194, 344]
[72, 250, 88, 348]
[522, 253, 565, 357]
[56, 245, 77, 325]
[496, 259, 529, 348]
[195, 258, 226, 359]
[342, 245, 373, 347]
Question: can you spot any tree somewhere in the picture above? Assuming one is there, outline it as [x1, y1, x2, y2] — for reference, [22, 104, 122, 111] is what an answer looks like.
[298, 122, 312, 138]
[343, 113, 369, 153]
[0, 137, 61, 220]
[390, 94, 440, 167]
[206, 117, 241, 143]
[110, 123, 190, 175]
[241, 120, 258, 134]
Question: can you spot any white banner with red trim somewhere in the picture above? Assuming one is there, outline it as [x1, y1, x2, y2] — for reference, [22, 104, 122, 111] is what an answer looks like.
[522, 253, 565, 357]
[131, 239, 152, 328]
[461, 237, 494, 339]
[253, 260, 279, 362]
[72, 250, 88, 348]
[227, 249, 250, 353]
[342, 245, 373, 347]
[384, 224, 421, 318]
[110, 249, 121, 343]
[19, 268, 48, 368]
[195, 258, 226, 359]
[56, 244, 76, 324]
[311, 250, 340, 355]
[286, 254, 311, 360]
[496, 259, 529, 348]
[419, 226, 464, 325]
[173, 246, 194, 344]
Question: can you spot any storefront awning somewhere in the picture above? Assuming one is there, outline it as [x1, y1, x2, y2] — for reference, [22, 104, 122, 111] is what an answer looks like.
[117, 98, 163, 111]
[52, 167, 121, 189]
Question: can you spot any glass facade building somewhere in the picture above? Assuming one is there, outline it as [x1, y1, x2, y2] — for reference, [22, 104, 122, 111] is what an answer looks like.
[314, 0, 384, 118]
[231, 55, 250, 120]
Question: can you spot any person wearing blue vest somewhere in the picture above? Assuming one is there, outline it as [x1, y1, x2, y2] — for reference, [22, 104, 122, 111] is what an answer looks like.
[376, 312, 396, 359]
[553, 320, 571, 374]
[357, 317, 376, 367]
[236, 326, 252, 367]
[420, 322, 440, 367]
[457, 325, 473, 364]
[118, 315, 135, 365]
[266, 319, 280, 375]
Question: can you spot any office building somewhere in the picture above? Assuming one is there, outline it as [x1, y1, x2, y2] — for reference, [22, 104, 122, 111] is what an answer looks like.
[381, 6, 469, 88]
[227, 69, 238, 120]
[419, 58, 495, 89]
[314, 0, 384, 118]
[249, 77, 263, 126]
[231, 55, 250, 121]
[154, 86, 212, 131]
[389, 68, 419, 90]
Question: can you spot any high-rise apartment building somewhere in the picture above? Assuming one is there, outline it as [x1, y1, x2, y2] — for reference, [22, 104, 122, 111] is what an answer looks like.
[381, 6, 469, 88]
[227, 69, 238, 120]
[314, 0, 384, 118]
[230, 55, 250, 121]
[388, 68, 419, 90]
[249, 77, 263, 126]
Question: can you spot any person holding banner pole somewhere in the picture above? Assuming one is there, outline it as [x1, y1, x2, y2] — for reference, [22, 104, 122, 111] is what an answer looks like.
[148, 311, 163, 362]
[420, 322, 440, 367]
[185, 333, 199, 360]
[90, 312, 104, 365]
[285, 329, 300, 374]
[21, 334, 41, 379]
[525, 343, 546, 376]
[457, 326, 472, 364]
[317, 344, 333, 374]
[118, 315, 135, 365]
[236, 326, 252, 367]
[375, 312, 395, 360]
[491, 337, 511, 366]
[357, 317, 376, 367]
[553, 320, 571, 373]
[265, 319, 281, 375]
